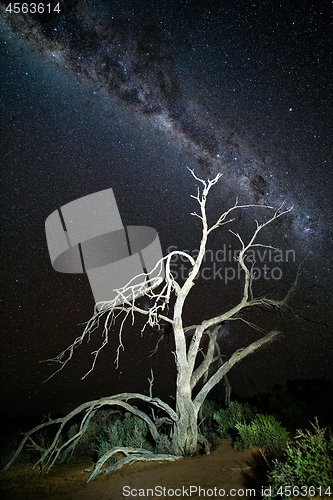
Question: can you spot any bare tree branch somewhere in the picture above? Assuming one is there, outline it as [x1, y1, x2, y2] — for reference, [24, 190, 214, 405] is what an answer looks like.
[4, 393, 178, 473]
[193, 330, 281, 411]
[87, 447, 182, 482]
[190, 326, 220, 389]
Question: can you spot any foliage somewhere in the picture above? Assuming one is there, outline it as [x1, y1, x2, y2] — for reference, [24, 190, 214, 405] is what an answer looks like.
[95, 412, 151, 463]
[213, 401, 258, 438]
[95, 410, 173, 461]
[154, 434, 172, 455]
[265, 418, 333, 499]
[67, 409, 119, 457]
[198, 399, 221, 442]
[234, 414, 289, 454]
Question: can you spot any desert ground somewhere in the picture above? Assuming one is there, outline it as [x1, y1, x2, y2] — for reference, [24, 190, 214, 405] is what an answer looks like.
[1, 438, 271, 500]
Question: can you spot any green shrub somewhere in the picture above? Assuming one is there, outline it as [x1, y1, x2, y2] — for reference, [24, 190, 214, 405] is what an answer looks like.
[154, 434, 172, 454]
[198, 399, 221, 442]
[68, 409, 119, 457]
[265, 418, 333, 499]
[234, 414, 289, 454]
[213, 401, 257, 438]
[95, 412, 150, 463]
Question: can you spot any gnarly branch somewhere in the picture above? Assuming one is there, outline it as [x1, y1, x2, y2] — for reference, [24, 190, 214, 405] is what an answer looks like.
[184, 195, 292, 372]
[188, 168, 273, 235]
[41, 250, 195, 379]
[87, 447, 182, 482]
[190, 325, 220, 389]
[3, 393, 178, 473]
[193, 330, 281, 411]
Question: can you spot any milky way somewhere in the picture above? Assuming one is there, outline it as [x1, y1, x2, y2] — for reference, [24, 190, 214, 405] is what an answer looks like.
[1, 0, 331, 249]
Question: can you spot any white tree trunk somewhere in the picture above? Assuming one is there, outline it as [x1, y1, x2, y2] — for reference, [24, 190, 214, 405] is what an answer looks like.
[172, 386, 198, 455]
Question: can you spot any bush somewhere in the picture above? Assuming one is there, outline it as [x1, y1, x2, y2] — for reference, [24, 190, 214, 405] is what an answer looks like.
[154, 434, 172, 454]
[198, 399, 221, 442]
[213, 401, 258, 438]
[234, 414, 289, 454]
[265, 418, 333, 499]
[67, 409, 120, 457]
[95, 412, 151, 463]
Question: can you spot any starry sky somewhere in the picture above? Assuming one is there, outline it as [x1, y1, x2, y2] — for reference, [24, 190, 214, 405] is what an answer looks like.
[1, 0, 332, 418]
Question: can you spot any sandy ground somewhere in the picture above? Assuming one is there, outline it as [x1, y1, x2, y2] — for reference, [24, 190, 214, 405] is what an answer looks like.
[1, 439, 270, 500]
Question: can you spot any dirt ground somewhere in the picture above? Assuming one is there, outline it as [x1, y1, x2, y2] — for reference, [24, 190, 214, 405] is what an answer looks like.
[1, 439, 271, 500]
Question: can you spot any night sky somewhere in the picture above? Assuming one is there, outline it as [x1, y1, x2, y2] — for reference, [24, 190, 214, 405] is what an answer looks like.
[1, 0, 332, 418]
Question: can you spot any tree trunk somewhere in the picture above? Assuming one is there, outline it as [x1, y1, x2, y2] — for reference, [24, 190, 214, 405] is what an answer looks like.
[171, 382, 198, 456]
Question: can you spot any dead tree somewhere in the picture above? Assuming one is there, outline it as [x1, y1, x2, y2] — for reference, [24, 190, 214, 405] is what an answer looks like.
[4, 170, 299, 480]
